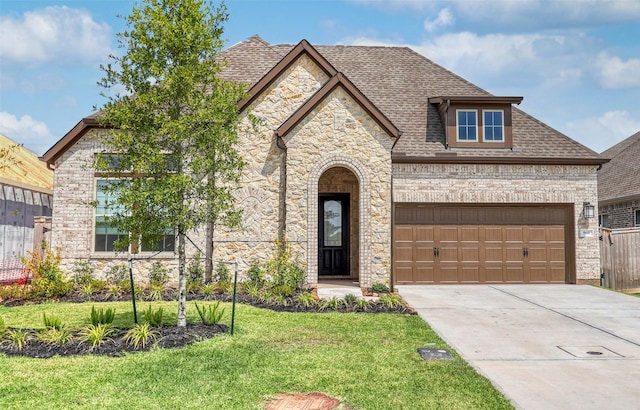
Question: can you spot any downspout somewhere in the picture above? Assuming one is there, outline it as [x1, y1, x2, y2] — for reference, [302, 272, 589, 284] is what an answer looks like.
[275, 133, 287, 243]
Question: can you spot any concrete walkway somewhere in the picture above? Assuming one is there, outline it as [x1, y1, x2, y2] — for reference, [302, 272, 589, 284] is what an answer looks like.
[396, 285, 640, 410]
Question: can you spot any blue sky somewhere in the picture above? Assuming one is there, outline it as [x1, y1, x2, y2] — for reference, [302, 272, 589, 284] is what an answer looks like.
[1, 0, 639, 156]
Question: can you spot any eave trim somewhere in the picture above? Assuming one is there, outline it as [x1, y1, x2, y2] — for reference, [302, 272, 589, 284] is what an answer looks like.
[40, 115, 103, 168]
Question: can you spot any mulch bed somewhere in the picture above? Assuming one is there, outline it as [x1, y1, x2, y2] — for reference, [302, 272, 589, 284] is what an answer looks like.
[0, 323, 226, 358]
[0, 287, 413, 358]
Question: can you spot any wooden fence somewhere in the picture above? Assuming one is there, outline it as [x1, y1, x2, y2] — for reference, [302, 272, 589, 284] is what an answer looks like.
[600, 227, 640, 291]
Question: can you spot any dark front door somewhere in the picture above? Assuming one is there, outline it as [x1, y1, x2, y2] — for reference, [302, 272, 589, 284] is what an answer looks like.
[319, 194, 349, 276]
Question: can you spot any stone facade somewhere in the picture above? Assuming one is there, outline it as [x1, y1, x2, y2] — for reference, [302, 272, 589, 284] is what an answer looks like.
[393, 163, 601, 283]
[214, 56, 395, 287]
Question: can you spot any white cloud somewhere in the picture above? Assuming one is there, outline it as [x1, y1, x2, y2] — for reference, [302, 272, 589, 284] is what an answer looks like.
[350, 0, 640, 28]
[0, 112, 54, 155]
[424, 8, 454, 32]
[564, 111, 640, 153]
[594, 52, 640, 89]
[0, 6, 111, 68]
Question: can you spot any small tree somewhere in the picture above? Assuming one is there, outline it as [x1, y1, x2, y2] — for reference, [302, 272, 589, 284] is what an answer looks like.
[96, 0, 247, 326]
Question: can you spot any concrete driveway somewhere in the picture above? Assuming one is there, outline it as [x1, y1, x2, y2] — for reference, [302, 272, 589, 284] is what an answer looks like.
[396, 285, 640, 410]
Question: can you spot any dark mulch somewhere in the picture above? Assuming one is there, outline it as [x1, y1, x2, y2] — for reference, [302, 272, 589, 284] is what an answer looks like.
[2, 289, 413, 315]
[0, 323, 227, 359]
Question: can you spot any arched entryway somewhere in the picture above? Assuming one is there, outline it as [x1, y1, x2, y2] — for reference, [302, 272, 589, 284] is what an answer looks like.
[318, 167, 360, 279]
[307, 155, 371, 287]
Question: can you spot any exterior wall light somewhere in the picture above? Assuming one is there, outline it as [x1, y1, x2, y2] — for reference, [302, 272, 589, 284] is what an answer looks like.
[583, 202, 595, 219]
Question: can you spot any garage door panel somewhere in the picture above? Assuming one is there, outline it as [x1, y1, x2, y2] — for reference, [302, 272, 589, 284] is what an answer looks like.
[460, 226, 480, 242]
[415, 246, 435, 262]
[505, 247, 524, 262]
[485, 266, 504, 282]
[415, 266, 435, 283]
[439, 266, 459, 282]
[394, 266, 414, 284]
[484, 226, 503, 242]
[415, 226, 435, 242]
[485, 247, 503, 263]
[394, 246, 414, 262]
[460, 247, 480, 262]
[504, 227, 524, 242]
[460, 266, 480, 282]
[393, 207, 569, 284]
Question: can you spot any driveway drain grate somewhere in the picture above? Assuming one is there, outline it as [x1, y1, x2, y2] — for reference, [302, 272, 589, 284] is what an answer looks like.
[417, 348, 454, 360]
[558, 346, 623, 359]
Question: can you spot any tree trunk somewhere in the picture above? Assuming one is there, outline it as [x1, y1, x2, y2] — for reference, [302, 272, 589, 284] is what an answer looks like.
[205, 222, 213, 283]
[177, 227, 187, 327]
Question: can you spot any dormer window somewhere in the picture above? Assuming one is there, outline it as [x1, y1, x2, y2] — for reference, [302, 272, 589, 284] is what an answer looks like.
[457, 110, 477, 141]
[483, 110, 503, 141]
[430, 96, 522, 149]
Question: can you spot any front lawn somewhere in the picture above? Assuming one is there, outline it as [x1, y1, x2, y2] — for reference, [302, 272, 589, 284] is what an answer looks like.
[0, 301, 513, 409]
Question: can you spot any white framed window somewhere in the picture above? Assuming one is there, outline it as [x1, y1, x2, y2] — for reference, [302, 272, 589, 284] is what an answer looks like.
[484, 110, 504, 141]
[457, 110, 477, 141]
[635, 209, 640, 227]
[95, 179, 128, 252]
[94, 179, 175, 253]
[599, 214, 610, 228]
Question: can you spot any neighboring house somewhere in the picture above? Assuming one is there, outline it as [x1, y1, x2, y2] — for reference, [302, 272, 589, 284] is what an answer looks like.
[597, 130, 640, 229]
[41, 36, 606, 287]
[0, 134, 53, 281]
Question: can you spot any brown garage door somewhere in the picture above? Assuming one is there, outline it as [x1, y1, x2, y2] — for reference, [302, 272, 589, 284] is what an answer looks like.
[393, 205, 572, 284]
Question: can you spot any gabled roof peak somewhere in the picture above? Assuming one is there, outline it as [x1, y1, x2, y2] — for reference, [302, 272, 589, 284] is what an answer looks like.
[238, 39, 337, 111]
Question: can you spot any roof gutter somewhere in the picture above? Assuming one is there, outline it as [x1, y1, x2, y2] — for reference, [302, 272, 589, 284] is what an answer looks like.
[392, 153, 610, 166]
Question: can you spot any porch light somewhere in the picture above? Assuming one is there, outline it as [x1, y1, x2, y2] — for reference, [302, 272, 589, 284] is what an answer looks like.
[583, 202, 595, 219]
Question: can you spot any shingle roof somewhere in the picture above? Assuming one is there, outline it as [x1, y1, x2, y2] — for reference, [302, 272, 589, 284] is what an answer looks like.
[0, 134, 53, 192]
[43, 35, 605, 167]
[220, 36, 603, 164]
[598, 130, 640, 203]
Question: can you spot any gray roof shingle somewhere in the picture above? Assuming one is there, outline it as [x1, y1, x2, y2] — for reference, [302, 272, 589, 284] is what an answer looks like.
[220, 36, 602, 163]
[598, 130, 640, 202]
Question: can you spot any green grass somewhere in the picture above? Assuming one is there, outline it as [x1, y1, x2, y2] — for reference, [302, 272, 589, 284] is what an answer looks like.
[0, 301, 512, 409]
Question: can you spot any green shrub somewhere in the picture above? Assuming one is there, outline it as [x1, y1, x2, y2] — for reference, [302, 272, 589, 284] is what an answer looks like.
[379, 294, 405, 310]
[29, 277, 73, 298]
[72, 260, 95, 285]
[242, 281, 262, 298]
[80, 324, 115, 348]
[318, 297, 342, 311]
[213, 263, 231, 283]
[5, 329, 30, 350]
[270, 284, 294, 297]
[38, 327, 73, 346]
[106, 264, 127, 285]
[187, 253, 205, 286]
[202, 283, 215, 297]
[124, 323, 159, 349]
[195, 301, 225, 325]
[355, 298, 370, 311]
[246, 261, 265, 285]
[42, 313, 63, 330]
[148, 261, 169, 287]
[343, 293, 358, 304]
[370, 282, 390, 293]
[90, 306, 116, 326]
[0, 315, 6, 336]
[22, 244, 72, 298]
[142, 305, 164, 327]
[296, 291, 316, 308]
[265, 239, 306, 290]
